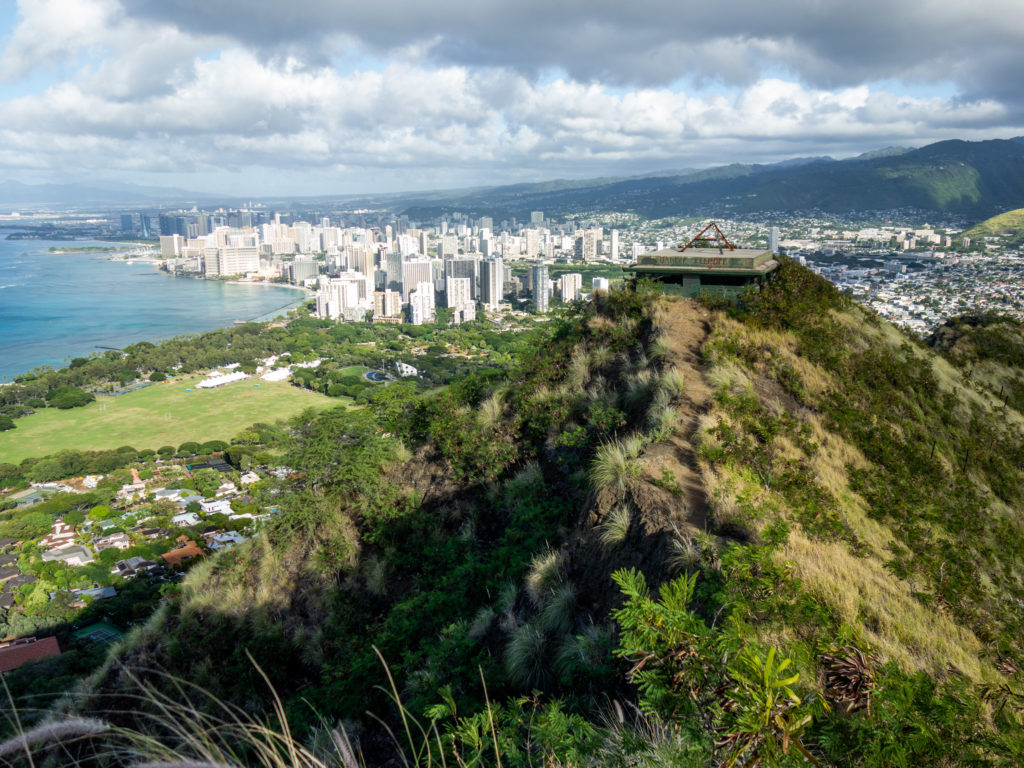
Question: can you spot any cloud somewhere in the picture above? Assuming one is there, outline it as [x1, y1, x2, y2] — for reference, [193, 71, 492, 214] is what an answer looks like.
[119, 0, 1024, 103]
[0, 0, 1020, 193]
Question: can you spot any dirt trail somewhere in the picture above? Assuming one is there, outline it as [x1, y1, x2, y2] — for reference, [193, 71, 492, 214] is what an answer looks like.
[639, 298, 713, 534]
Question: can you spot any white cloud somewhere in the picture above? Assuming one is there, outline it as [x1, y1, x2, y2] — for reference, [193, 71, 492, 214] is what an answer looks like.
[0, 0, 1020, 192]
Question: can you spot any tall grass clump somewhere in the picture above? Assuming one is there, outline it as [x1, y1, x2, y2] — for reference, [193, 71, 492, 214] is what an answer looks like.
[591, 440, 642, 498]
[477, 391, 504, 428]
[598, 506, 632, 550]
[525, 548, 564, 605]
[538, 583, 577, 635]
[504, 622, 550, 689]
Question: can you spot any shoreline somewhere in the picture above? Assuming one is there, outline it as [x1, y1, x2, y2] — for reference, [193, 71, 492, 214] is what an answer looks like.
[0, 243, 312, 380]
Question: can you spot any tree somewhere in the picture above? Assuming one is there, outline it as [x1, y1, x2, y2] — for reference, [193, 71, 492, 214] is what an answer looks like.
[0, 415, 14, 431]
[46, 385, 93, 409]
[192, 468, 221, 498]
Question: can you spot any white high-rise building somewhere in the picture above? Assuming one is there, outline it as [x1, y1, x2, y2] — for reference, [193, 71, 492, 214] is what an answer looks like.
[561, 273, 583, 302]
[216, 247, 260, 276]
[524, 229, 541, 259]
[315, 272, 373, 320]
[480, 258, 504, 309]
[610, 229, 619, 260]
[592, 277, 610, 292]
[409, 282, 436, 325]
[769, 226, 780, 255]
[531, 264, 549, 312]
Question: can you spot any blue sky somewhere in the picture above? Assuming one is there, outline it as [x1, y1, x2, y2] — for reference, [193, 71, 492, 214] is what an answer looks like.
[0, 0, 1021, 197]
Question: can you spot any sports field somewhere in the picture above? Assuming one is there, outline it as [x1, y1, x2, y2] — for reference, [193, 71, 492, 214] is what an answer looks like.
[0, 374, 339, 463]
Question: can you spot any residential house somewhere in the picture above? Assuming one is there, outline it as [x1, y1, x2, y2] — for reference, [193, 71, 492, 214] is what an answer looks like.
[200, 499, 232, 516]
[94, 532, 132, 552]
[117, 482, 147, 502]
[152, 488, 185, 502]
[0, 553, 17, 568]
[0, 593, 14, 611]
[111, 557, 160, 579]
[204, 531, 247, 550]
[39, 521, 77, 551]
[0, 537, 18, 550]
[3, 573, 37, 591]
[64, 586, 117, 607]
[161, 537, 204, 567]
[133, 526, 170, 540]
[0, 637, 61, 673]
[215, 481, 238, 497]
[239, 471, 261, 486]
[171, 511, 201, 527]
[175, 493, 204, 509]
[0, 566, 20, 584]
[40, 545, 94, 567]
[82, 475, 102, 488]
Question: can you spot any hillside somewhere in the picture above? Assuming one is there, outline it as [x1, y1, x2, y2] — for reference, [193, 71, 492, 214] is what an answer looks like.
[963, 207, 1024, 246]
[16, 265, 1024, 767]
[395, 137, 1024, 221]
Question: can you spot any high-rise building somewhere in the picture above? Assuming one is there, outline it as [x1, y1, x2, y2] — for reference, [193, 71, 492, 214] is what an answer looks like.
[159, 234, 184, 257]
[373, 290, 403, 322]
[530, 211, 544, 225]
[524, 229, 541, 259]
[446, 277, 473, 310]
[120, 214, 134, 233]
[592, 276, 610, 292]
[216, 247, 260, 276]
[315, 273, 373, 320]
[480, 258, 504, 309]
[573, 228, 601, 262]
[769, 226, 780, 255]
[385, 251, 404, 293]
[402, 260, 433, 302]
[531, 264, 549, 313]
[409, 282, 436, 325]
[446, 256, 480, 299]
[560, 273, 582, 302]
[610, 229, 619, 260]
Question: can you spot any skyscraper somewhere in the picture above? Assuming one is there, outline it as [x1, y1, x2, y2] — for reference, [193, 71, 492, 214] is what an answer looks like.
[480, 258, 504, 309]
[531, 265, 549, 313]
[769, 226, 780, 255]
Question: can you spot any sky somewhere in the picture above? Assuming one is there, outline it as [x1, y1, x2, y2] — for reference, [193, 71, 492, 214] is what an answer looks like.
[0, 0, 1022, 197]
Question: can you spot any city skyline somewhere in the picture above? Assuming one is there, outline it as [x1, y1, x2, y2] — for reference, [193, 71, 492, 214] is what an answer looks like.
[0, 0, 1022, 196]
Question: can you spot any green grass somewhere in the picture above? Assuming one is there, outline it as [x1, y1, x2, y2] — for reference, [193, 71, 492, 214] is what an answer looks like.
[336, 365, 372, 377]
[0, 375, 337, 463]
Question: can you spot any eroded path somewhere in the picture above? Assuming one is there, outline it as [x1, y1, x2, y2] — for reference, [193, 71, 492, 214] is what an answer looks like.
[638, 297, 713, 535]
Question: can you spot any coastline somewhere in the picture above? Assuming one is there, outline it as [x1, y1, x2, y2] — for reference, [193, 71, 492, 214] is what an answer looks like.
[0, 240, 312, 379]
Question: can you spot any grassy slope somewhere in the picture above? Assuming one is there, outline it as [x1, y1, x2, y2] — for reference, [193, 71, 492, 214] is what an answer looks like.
[696, 263, 1024, 682]
[0, 375, 337, 462]
[964, 207, 1024, 239]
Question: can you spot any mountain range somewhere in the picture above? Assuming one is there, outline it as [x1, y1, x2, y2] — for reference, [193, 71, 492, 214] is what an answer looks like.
[4, 137, 1024, 225]
[390, 137, 1024, 222]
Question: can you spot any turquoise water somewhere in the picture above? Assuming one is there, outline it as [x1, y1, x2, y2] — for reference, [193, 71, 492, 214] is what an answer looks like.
[0, 237, 306, 379]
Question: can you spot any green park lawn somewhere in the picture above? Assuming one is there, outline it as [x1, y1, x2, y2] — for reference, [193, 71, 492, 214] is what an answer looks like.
[0, 374, 339, 464]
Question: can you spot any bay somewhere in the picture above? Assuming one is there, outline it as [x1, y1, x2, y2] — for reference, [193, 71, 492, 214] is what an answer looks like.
[0, 236, 307, 380]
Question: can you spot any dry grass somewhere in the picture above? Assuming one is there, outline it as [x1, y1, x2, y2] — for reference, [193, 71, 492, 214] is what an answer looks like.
[706, 361, 752, 395]
[782, 528, 992, 681]
[477, 391, 505, 428]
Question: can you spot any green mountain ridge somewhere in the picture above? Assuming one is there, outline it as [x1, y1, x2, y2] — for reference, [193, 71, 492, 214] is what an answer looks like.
[18, 263, 1023, 766]
[390, 137, 1024, 222]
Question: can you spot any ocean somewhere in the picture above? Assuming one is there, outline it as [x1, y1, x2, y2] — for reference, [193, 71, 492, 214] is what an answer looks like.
[0, 236, 306, 380]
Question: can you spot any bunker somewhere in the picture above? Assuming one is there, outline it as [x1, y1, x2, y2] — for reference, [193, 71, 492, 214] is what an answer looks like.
[624, 223, 779, 301]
